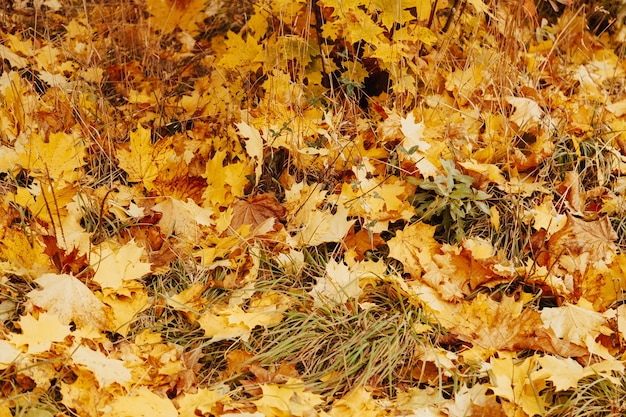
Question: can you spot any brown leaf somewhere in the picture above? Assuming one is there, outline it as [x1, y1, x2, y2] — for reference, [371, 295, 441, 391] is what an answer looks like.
[230, 194, 286, 232]
[42, 234, 89, 275]
[548, 215, 617, 264]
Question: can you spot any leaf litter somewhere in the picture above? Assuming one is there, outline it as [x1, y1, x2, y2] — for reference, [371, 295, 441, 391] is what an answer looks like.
[1, 0, 626, 416]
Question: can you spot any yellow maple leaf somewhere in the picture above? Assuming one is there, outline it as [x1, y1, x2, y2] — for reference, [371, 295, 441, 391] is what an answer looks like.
[237, 120, 264, 186]
[340, 159, 416, 230]
[99, 281, 150, 336]
[0, 228, 52, 278]
[146, 0, 206, 35]
[371, 0, 414, 29]
[9, 312, 71, 354]
[489, 353, 547, 417]
[253, 379, 323, 417]
[153, 197, 214, 243]
[547, 215, 617, 269]
[540, 300, 613, 358]
[177, 388, 229, 417]
[203, 150, 251, 207]
[530, 355, 623, 395]
[218, 31, 264, 72]
[27, 273, 106, 331]
[387, 221, 439, 277]
[288, 201, 356, 247]
[101, 387, 177, 417]
[446, 293, 541, 357]
[71, 345, 132, 388]
[11, 180, 77, 225]
[198, 303, 285, 343]
[328, 386, 383, 417]
[309, 258, 362, 306]
[0, 340, 21, 369]
[345, 9, 384, 45]
[400, 112, 439, 178]
[528, 196, 567, 236]
[60, 367, 106, 417]
[91, 240, 152, 290]
[506, 96, 543, 128]
[117, 124, 175, 191]
[166, 281, 208, 322]
[14, 130, 86, 182]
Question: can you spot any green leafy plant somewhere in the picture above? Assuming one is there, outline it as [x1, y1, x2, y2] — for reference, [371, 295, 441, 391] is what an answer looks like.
[409, 159, 491, 242]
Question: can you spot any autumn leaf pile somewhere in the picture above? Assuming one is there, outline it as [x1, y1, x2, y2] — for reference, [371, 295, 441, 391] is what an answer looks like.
[3, 0, 626, 415]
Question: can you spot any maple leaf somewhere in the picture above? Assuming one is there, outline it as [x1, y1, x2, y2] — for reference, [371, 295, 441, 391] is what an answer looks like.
[9, 312, 71, 354]
[0, 340, 22, 369]
[532, 355, 624, 393]
[529, 196, 567, 236]
[153, 196, 214, 243]
[548, 215, 617, 267]
[288, 200, 356, 247]
[253, 379, 323, 417]
[99, 280, 150, 336]
[117, 124, 175, 192]
[309, 258, 362, 306]
[339, 158, 417, 231]
[165, 281, 208, 322]
[71, 345, 132, 388]
[60, 367, 106, 417]
[386, 221, 438, 276]
[489, 353, 547, 416]
[400, 112, 439, 178]
[0, 228, 52, 278]
[177, 388, 229, 417]
[90, 240, 152, 290]
[237, 121, 264, 186]
[198, 302, 286, 343]
[506, 96, 543, 128]
[230, 193, 286, 233]
[146, 0, 207, 35]
[540, 299, 614, 358]
[371, 0, 414, 29]
[101, 387, 177, 417]
[203, 151, 252, 207]
[447, 293, 542, 356]
[218, 31, 264, 72]
[328, 386, 384, 417]
[14, 130, 86, 181]
[27, 273, 106, 331]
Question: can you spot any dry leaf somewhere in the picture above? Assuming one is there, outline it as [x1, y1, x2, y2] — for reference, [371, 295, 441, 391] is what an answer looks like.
[548, 215, 617, 266]
[230, 193, 286, 232]
[27, 273, 106, 331]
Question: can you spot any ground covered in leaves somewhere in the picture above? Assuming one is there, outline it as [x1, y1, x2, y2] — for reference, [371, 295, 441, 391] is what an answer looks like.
[2, 0, 626, 416]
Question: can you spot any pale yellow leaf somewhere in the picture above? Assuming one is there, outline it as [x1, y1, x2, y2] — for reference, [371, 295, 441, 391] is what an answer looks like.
[177, 388, 229, 417]
[309, 258, 362, 306]
[237, 120, 264, 185]
[71, 345, 132, 388]
[101, 387, 177, 417]
[91, 240, 152, 289]
[0, 340, 22, 369]
[27, 273, 106, 331]
[9, 312, 71, 354]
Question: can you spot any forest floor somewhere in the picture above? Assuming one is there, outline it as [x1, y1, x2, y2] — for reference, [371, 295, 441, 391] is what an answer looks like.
[2, 0, 626, 416]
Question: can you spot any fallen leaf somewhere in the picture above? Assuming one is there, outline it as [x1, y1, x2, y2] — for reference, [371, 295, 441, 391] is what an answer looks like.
[230, 194, 286, 232]
[309, 258, 362, 306]
[27, 273, 106, 331]
[71, 345, 132, 388]
[9, 312, 71, 354]
[91, 240, 152, 290]
[101, 387, 177, 417]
